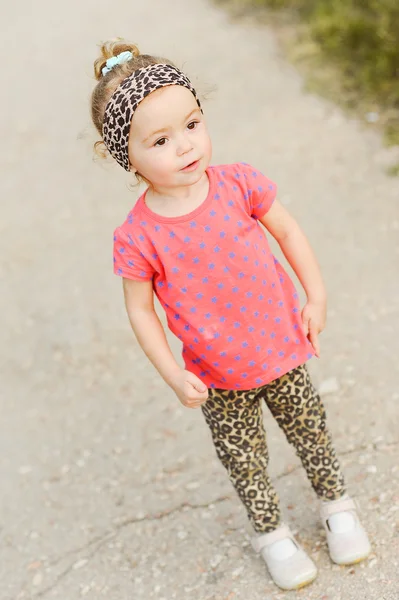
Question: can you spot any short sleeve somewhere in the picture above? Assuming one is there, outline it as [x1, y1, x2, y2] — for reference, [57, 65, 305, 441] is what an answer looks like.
[113, 226, 155, 281]
[240, 163, 277, 220]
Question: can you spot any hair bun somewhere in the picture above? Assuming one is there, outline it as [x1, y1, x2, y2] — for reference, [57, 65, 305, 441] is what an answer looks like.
[94, 39, 140, 80]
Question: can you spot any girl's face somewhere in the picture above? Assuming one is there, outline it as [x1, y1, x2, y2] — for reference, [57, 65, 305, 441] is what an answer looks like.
[128, 85, 212, 190]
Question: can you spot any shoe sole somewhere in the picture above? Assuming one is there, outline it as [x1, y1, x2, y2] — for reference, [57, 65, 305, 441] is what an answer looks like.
[279, 573, 317, 591]
[294, 574, 317, 590]
[334, 551, 371, 566]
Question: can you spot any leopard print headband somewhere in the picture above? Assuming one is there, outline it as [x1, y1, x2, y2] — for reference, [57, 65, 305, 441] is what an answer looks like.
[103, 63, 202, 171]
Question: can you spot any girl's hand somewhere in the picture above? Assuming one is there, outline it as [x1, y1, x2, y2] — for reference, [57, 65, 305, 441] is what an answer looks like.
[169, 369, 209, 409]
[301, 300, 327, 358]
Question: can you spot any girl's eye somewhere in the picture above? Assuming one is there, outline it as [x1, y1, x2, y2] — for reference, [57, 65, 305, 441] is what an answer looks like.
[187, 120, 199, 130]
[155, 137, 167, 147]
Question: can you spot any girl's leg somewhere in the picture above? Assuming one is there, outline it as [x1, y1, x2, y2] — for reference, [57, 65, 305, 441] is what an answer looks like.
[202, 383, 319, 591]
[201, 387, 280, 533]
[260, 364, 346, 501]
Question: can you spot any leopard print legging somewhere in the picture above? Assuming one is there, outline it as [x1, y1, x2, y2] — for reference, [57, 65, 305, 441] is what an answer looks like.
[201, 364, 346, 533]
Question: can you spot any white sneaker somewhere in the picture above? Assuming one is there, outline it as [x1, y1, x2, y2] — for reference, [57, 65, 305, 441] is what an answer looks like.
[320, 496, 371, 565]
[251, 524, 317, 591]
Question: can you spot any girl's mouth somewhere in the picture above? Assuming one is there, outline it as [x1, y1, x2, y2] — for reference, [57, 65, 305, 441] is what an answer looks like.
[181, 159, 200, 172]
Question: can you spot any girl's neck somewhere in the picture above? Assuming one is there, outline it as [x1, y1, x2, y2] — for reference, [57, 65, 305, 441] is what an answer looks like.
[144, 171, 210, 218]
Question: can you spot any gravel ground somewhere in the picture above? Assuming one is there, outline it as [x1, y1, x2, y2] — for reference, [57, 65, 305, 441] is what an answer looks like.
[1, 0, 398, 598]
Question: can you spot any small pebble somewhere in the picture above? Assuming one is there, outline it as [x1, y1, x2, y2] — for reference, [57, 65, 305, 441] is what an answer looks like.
[19, 466, 32, 475]
[319, 378, 340, 396]
[201, 511, 211, 520]
[73, 559, 88, 570]
[210, 554, 223, 568]
[366, 112, 380, 123]
[32, 572, 43, 586]
[185, 481, 200, 490]
[81, 585, 92, 596]
[368, 558, 378, 568]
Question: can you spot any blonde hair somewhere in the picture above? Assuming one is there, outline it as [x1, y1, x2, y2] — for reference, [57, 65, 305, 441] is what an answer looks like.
[91, 39, 175, 163]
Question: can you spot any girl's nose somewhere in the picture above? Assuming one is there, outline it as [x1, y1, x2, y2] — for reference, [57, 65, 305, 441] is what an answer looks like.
[176, 134, 193, 156]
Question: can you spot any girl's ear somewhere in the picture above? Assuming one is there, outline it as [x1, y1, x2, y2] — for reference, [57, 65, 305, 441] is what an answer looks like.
[128, 168, 144, 189]
[129, 165, 138, 176]
[128, 160, 138, 176]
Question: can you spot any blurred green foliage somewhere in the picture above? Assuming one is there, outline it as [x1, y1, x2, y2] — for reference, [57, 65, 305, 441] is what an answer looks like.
[311, 1, 398, 103]
[250, 0, 399, 141]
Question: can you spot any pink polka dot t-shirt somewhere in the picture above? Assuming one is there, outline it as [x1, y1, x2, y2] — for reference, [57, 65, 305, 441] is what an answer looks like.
[113, 163, 314, 390]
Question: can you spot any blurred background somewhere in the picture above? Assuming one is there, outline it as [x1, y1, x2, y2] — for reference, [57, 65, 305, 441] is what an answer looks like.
[1, 0, 398, 599]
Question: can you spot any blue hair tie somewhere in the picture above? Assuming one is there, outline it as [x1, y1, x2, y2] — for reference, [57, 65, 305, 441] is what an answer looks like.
[102, 51, 133, 77]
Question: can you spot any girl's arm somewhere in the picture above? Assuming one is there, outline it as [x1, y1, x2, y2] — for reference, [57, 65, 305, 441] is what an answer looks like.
[122, 278, 208, 407]
[259, 200, 327, 356]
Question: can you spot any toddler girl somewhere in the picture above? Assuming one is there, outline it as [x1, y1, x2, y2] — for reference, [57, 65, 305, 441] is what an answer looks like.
[90, 40, 370, 591]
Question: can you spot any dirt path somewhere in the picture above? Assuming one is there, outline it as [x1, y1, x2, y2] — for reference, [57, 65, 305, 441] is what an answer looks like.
[1, 0, 398, 598]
